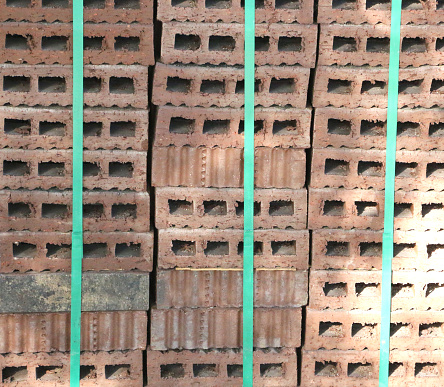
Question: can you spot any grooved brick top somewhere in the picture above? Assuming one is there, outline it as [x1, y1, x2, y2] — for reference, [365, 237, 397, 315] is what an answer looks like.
[161, 23, 317, 67]
[154, 105, 311, 149]
[153, 63, 310, 108]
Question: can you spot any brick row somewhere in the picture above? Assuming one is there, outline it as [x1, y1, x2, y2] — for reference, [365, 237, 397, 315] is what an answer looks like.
[152, 147, 306, 188]
[153, 63, 310, 108]
[146, 348, 297, 386]
[0, 190, 150, 232]
[158, 229, 309, 269]
[313, 107, 444, 151]
[0, 23, 154, 65]
[161, 22, 317, 67]
[314, 65, 444, 109]
[0, 64, 148, 108]
[154, 105, 311, 149]
[151, 307, 301, 349]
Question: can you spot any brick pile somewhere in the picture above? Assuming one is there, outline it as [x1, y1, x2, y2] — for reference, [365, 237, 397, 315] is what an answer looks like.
[0, 0, 153, 384]
[304, 2, 444, 385]
[150, 0, 316, 383]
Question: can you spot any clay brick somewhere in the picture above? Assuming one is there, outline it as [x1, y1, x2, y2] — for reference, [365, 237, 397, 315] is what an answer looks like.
[0, 0, 153, 23]
[161, 22, 317, 67]
[0, 350, 142, 386]
[313, 65, 444, 109]
[0, 190, 150, 232]
[313, 107, 444, 152]
[154, 105, 311, 149]
[158, 229, 309, 269]
[319, 24, 444, 68]
[0, 231, 152, 272]
[0, 106, 149, 151]
[151, 307, 301, 349]
[302, 349, 444, 386]
[156, 269, 308, 308]
[152, 63, 310, 108]
[0, 64, 148, 108]
[0, 23, 154, 65]
[152, 147, 306, 188]
[0, 149, 147, 191]
[158, 0, 313, 24]
[0, 311, 147, 353]
[146, 348, 298, 386]
[155, 187, 307, 229]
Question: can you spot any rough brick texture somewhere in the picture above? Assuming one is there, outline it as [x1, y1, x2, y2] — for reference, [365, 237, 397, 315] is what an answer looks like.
[153, 63, 310, 108]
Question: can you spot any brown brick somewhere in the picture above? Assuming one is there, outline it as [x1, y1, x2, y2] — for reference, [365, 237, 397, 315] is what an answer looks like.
[0, 350, 143, 386]
[154, 105, 311, 149]
[0, 23, 154, 66]
[0, 64, 148, 108]
[151, 307, 301, 349]
[0, 149, 147, 191]
[146, 347, 298, 386]
[152, 146, 306, 188]
[153, 63, 310, 108]
[313, 65, 444, 109]
[161, 22, 317, 67]
[158, 229, 309, 269]
[313, 107, 444, 152]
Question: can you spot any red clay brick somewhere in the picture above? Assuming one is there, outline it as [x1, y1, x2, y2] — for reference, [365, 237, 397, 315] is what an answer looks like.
[154, 105, 311, 149]
[0, 64, 148, 108]
[153, 63, 310, 108]
[146, 347, 298, 386]
[152, 146, 306, 188]
[151, 307, 301, 349]
[161, 22, 317, 67]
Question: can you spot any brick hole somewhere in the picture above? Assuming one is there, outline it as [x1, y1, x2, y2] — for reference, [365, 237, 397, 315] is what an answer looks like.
[326, 241, 349, 256]
[366, 37, 390, 53]
[315, 361, 339, 377]
[275, 0, 299, 8]
[39, 121, 65, 136]
[422, 203, 443, 218]
[438, 0, 444, 9]
[402, 37, 427, 53]
[83, 203, 104, 218]
[327, 118, 351, 135]
[355, 201, 379, 217]
[193, 364, 218, 377]
[203, 200, 227, 215]
[112, 203, 137, 218]
[42, 0, 68, 7]
[361, 80, 386, 95]
[427, 244, 444, 259]
[260, 363, 283, 378]
[390, 322, 411, 337]
[389, 362, 405, 377]
[429, 122, 444, 137]
[5, 34, 30, 50]
[415, 363, 439, 377]
[109, 162, 133, 177]
[200, 80, 225, 94]
[205, 0, 230, 8]
[394, 203, 413, 218]
[42, 36, 68, 51]
[327, 79, 352, 94]
[332, 37, 357, 52]
[324, 158, 349, 176]
[237, 241, 263, 255]
[419, 323, 443, 337]
[8, 202, 32, 218]
[392, 283, 413, 297]
[323, 200, 345, 216]
[227, 364, 242, 377]
[323, 282, 347, 297]
[204, 241, 229, 255]
[431, 79, 444, 93]
[203, 119, 230, 134]
[2, 367, 28, 383]
[395, 162, 418, 178]
[115, 242, 141, 257]
[84, 77, 102, 93]
[319, 321, 344, 337]
[13, 242, 36, 258]
[110, 121, 136, 137]
[436, 38, 444, 52]
[402, 0, 422, 9]
[38, 77, 66, 93]
[347, 363, 373, 378]
[83, 162, 100, 176]
[278, 36, 302, 52]
[171, 0, 195, 7]
[115, 36, 140, 52]
[394, 243, 416, 258]
[41, 203, 68, 219]
[79, 366, 97, 380]
[241, 0, 265, 8]
[332, 0, 355, 8]
[235, 79, 261, 94]
[172, 240, 196, 256]
[4, 118, 31, 135]
[3, 160, 29, 176]
[84, 0, 105, 7]
[269, 200, 294, 216]
[160, 364, 185, 378]
[355, 282, 379, 297]
[114, 0, 140, 8]
[425, 283, 444, 297]
[238, 119, 264, 134]
[209, 36, 236, 51]
[84, 37, 104, 50]
[352, 323, 376, 338]
[255, 36, 270, 51]
[399, 79, 423, 94]
[84, 243, 108, 258]
[3, 76, 31, 92]
[360, 120, 386, 136]
[105, 364, 131, 379]
[46, 243, 71, 259]
[38, 161, 65, 176]
[359, 242, 382, 257]
[366, 0, 389, 9]
[269, 78, 294, 93]
[6, 0, 30, 7]
[235, 201, 261, 215]
[83, 122, 102, 137]
[109, 77, 134, 94]
[397, 121, 420, 136]
[168, 199, 193, 215]
[174, 34, 201, 51]
[271, 240, 296, 255]
[273, 120, 298, 135]
[35, 366, 63, 381]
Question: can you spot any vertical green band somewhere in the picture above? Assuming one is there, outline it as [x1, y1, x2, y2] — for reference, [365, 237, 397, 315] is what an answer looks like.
[70, 0, 84, 384]
[243, 0, 255, 384]
[379, 0, 401, 384]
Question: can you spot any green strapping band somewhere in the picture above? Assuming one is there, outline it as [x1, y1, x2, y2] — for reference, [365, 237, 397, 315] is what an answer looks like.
[379, 0, 401, 384]
[243, 0, 255, 384]
[70, 0, 84, 384]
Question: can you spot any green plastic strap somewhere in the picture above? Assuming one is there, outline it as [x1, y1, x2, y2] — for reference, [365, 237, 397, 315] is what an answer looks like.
[70, 0, 84, 385]
[379, 0, 401, 385]
[243, 0, 255, 384]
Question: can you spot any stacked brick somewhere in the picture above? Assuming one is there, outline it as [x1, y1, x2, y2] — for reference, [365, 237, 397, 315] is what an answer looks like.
[150, 0, 316, 384]
[304, 2, 444, 385]
[0, 0, 154, 384]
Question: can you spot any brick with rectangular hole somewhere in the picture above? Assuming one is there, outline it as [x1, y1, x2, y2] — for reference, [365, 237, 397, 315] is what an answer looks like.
[154, 105, 311, 149]
[0, 190, 149, 232]
[146, 347, 297, 386]
[158, 229, 309, 269]
[152, 63, 310, 108]
[0, 231, 152, 272]
[314, 65, 444, 109]
[0, 350, 142, 386]
[161, 22, 317, 67]
[151, 307, 301, 349]
[0, 23, 154, 65]
[153, 147, 306, 188]
[0, 64, 148, 108]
